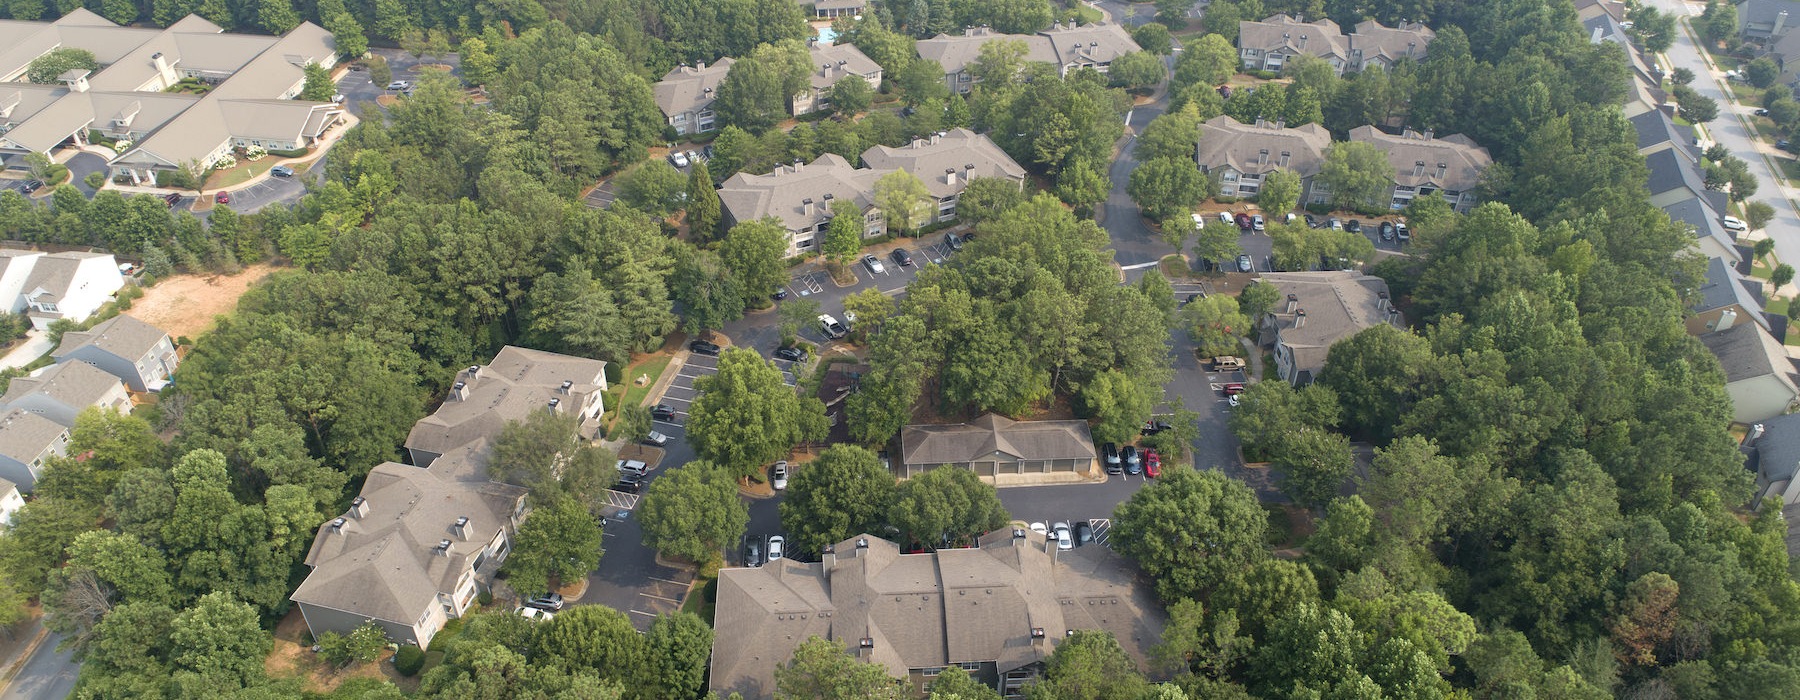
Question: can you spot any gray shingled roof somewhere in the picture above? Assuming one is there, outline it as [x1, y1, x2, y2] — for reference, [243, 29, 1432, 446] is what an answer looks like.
[0, 408, 67, 468]
[1040, 22, 1141, 67]
[1195, 115, 1332, 178]
[0, 360, 125, 415]
[20, 251, 113, 305]
[718, 153, 882, 231]
[1348, 20, 1434, 63]
[899, 414, 1095, 467]
[1751, 413, 1800, 495]
[916, 28, 1058, 76]
[291, 445, 527, 627]
[1738, 0, 1800, 39]
[1695, 256, 1769, 327]
[1237, 15, 1348, 61]
[1348, 126, 1492, 191]
[53, 313, 169, 363]
[404, 346, 608, 459]
[860, 129, 1026, 199]
[652, 58, 734, 119]
[709, 531, 1160, 699]
[1644, 147, 1710, 200]
[806, 43, 881, 91]
[1630, 108, 1698, 159]
[1260, 272, 1396, 379]
[1701, 322, 1798, 386]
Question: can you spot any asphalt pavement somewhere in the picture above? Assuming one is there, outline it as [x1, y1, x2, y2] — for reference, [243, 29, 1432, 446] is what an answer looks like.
[0, 631, 75, 700]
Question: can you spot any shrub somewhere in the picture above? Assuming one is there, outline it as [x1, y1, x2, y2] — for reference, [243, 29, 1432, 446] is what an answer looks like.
[84, 172, 106, 189]
[210, 154, 236, 169]
[394, 645, 425, 676]
[44, 164, 69, 185]
[266, 147, 309, 158]
[243, 145, 268, 161]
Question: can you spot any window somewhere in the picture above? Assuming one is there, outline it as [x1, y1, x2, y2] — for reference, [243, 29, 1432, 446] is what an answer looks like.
[1412, 161, 1425, 177]
[796, 238, 814, 249]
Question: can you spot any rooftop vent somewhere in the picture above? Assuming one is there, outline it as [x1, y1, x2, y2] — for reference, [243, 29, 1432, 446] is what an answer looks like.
[350, 496, 368, 518]
[547, 398, 561, 410]
[559, 380, 573, 393]
[1031, 628, 1046, 638]
[330, 517, 346, 532]
[1013, 528, 1026, 539]
[855, 537, 869, 549]
[453, 516, 470, 540]
[435, 539, 452, 556]
[859, 637, 875, 648]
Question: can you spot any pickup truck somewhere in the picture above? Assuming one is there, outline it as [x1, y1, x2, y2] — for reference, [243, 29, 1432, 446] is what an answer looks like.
[1212, 356, 1245, 371]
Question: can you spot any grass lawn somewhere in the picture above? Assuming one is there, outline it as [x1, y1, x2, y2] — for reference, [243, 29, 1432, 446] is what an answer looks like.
[1777, 157, 1800, 183]
[1753, 259, 1774, 280]
[1071, 4, 1102, 24]
[622, 354, 673, 408]
[1768, 296, 1790, 317]
[680, 576, 718, 625]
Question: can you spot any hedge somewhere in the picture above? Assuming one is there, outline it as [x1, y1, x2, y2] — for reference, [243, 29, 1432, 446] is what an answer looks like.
[395, 645, 425, 676]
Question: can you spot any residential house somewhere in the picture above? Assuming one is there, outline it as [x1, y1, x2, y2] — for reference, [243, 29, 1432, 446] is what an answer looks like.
[652, 58, 734, 136]
[807, 0, 867, 19]
[717, 153, 885, 256]
[0, 409, 69, 493]
[915, 23, 1139, 94]
[1192, 115, 1331, 200]
[404, 346, 608, 468]
[1700, 322, 1800, 423]
[1690, 256, 1772, 336]
[1667, 196, 1742, 261]
[1630, 108, 1699, 163]
[860, 128, 1026, 224]
[1737, 0, 1800, 42]
[1237, 15, 1349, 73]
[1347, 126, 1492, 212]
[0, 478, 23, 524]
[0, 11, 342, 182]
[291, 441, 529, 649]
[52, 313, 178, 392]
[1745, 414, 1800, 506]
[1346, 20, 1436, 72]
[0, 250, 124, 330]
[1645, 147, 1730, 213]
[792, 43, 882, 116]
[897, 414, 1096, 479]
[0, 360, 131, 427]
[1237, 15, 1433, 74]
[1256, 272, 1400, 385]
[709, 530, 1163, 699]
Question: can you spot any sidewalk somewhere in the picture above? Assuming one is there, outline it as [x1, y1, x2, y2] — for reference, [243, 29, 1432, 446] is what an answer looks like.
[0, 331, 50, 371]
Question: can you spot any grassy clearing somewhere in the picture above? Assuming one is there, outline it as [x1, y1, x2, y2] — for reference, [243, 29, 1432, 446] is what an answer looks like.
[622, 354, 673, 408]
[680, 575, 718, 624]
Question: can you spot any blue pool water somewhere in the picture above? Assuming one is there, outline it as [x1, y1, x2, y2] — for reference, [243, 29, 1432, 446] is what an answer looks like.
[817, 26, 838, 45]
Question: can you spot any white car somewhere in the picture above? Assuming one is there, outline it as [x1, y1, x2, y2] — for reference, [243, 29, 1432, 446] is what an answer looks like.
[863, 254, 886, 274]
[770, 461, 788, 490]
[1723, 215, 1748, 231]
[669, 151, 690, 168]
[767, 535, 785, 561]
[1191, 213, 1205, 227]
[1228, 395, 1240, 407]
[643, 430, 669, 447]
[1052, 522, 1073, 551]
[1218, 211, 1234, 225]
[1029, 522, 1048, 534]
[517, 607, 555, 622]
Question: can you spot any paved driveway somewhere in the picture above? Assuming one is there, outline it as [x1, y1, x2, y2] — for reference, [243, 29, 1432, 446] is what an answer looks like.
[66, 152, 106, 196]
[720, 237, 949, 354]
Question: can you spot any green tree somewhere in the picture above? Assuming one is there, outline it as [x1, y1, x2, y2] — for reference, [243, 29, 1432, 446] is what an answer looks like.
[1747, 201, 1777, 231]
[843, 287, 895, 339]
[1227, 381, 1341, 462]
[889, 466, 1009, 548]
[778, 445, 897, 555]
[1318, 141, 1394, 211]
[671, 246, 745, 335]
[721, 218, 791, 308]
[928, 665, 1001, 699]
[1774, 263, 1795, 290]
[646, 612, 715, 699]
[897, 58, 951, 106]
[322, 9, 368, 60]
[775, 636, 906, 699]
[1054, 158, 1112, 215]
[1135, 107, 1203, 163]
[1174, 34, 1237, 89]
[618, 161, 690, 217]
[1699, 1, 1739, 47]
[956, 177, 1026, 225]
[827, 76, 874, 116]
[1129, 156, 1208, 220]
[637, 461, 749, 564]
[1756, 237, 1778, 262]
[490, 407, 595, 497]
[1028, 630, 1151, 700]
[874, 170, 934, 233]
[686, 161, 722, 241]
[1109, 51, 1167, 90]
[716, 40, 810, 132]
[26, 48, 98, 84]
[1674, 84, 1719, 124]
[822, 200, 864, 269]
[257, 0, 301, 34]
[614, 404, 653, 444]
[1180, 294, 1249, 357]
[458, 36, 496, 87]
[1160, 213, 1196, 251]
[367, 54, 392, 89]
[300, 62, 335, 102]
[1080, 369, 1158, 446]
[318, 622, 389, 667]
[1194, 220, 1243, 267]
[500, 497, 603, 596]
[687, 348, 824, 478]
[1133, 23, 1174, 55]
[1629, 5, 1676, 54]
[1112, 468, 1269, 602]
[1273, 428, 1355, 509]
[1257, 169, 1302, 217]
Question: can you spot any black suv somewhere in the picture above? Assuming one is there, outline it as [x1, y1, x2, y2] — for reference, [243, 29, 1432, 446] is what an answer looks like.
[891, 248, 914, 266]
[650, 404, 678, 421]
[613, 473, 644, 493]
[1102, 443, 1123, 475]
[774, 346, 806, 362]
[1143, 419, 1172, 435]
[688, 339, 720, 356]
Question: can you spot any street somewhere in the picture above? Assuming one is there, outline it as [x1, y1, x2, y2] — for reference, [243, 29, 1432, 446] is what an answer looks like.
[1654, 0, 1800, 268]
[0, 631, 76, 700]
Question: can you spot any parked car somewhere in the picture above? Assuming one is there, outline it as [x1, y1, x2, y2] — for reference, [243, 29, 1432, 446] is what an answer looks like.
[1379, 220, 1395, 240]
[1327, 217, 1343, 230]
[1074, 521, 1094, 546]
[890, 248, 914, 266]
[1234, 212, 1253, 231]
[650, 404, 678, 421]
[818, 314, 848, 339]
[945, 232, 964, 251]
[1229, 394, 1241, 407]
[688, 339, 721, 356]
[1102, 443, 1122, 474]
[1781, 139, 1793, 151]
[774, 346, 806, 362]
[1723, 215, 1748, 232]
[1143, 418, 1172, 435]
[1236, 254, 1254, 273]
[385, 80, 412, 91]
[163, 192, 182, 207]
[1212, 356, 1245, 371]
[214, 191, 230, 204]
[1757, 108, 1771, 116]
[23, 180, 43, 192]
[743, 538, 763, 567]
[642, 431, 669, 447]
[669, 150, 690, 168]
[517, 607, 555, 622]
[1345, 219, 1362, 233]
[770, 461, 788, 490]
[863, 254, 886, 274]
[270, 165, 295, 177]
[613, 473, 644, 493]
[1222, 383, 1246, 395]
[1029, 522, 1048, 534]
[1395, 221, 1410, 242]
[1052, 522, 1073, 551]
[524, 593, 565, 611]
[1218, 211, 1234, 225]
[1123, 445, 1142, 475]
[1251, 214, 1265, 232]
[772, 287, 789, 300]
[1145, 450, 1161, 478]
[616, 459, 648, 476]
[1304, 214, 1318, 227]
[767, 535, 785, 561]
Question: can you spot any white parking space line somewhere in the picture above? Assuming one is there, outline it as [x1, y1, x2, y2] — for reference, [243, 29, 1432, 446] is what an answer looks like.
[628, 609, 658, 618]
[639, 592, 681, 604]
[649, 576, 690, 587]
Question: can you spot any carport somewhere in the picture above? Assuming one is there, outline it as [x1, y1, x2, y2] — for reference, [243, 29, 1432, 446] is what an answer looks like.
[897, 414, 1096, 480]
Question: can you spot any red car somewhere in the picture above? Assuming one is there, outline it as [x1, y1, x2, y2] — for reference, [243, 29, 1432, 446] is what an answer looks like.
[1144, 450, 1161, 478]
[1222, 383, 1246, 396]
[214, 191, 230, 204]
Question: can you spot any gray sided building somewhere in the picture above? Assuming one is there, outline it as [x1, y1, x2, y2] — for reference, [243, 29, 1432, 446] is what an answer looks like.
[1193, 115, 1331, 201]
[52, 313, 179, 392]
[404, 345, 607, 468]
[898, 414, 1096, 479]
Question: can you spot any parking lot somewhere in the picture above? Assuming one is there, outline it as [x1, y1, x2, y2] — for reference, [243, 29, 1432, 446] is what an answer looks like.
[653, 352, 799, 423]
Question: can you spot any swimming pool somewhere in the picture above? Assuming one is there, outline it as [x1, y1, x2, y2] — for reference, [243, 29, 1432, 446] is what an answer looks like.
[817, 26, 838, 45]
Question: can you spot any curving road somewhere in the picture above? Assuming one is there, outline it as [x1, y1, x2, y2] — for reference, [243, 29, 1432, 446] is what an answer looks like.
[1653, 0, 1800, 270]
[0, 630, 76, 700]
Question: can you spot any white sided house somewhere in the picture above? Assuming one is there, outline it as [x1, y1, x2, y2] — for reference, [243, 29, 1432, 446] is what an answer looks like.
[52, 313, 179, 392]
[0, 249, 123, 330]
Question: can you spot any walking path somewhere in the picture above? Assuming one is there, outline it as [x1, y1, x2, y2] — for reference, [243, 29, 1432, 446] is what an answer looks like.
[0, 332, 50, 371]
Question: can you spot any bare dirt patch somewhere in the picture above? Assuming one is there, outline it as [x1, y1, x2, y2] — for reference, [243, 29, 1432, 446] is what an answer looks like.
[265, 609, 418, 693]
[129, 264, 275, 339]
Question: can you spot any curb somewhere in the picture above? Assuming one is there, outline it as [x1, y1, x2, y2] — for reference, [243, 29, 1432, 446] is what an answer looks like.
[0, 623, 50, 687]
[641, 353, 688, 408]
